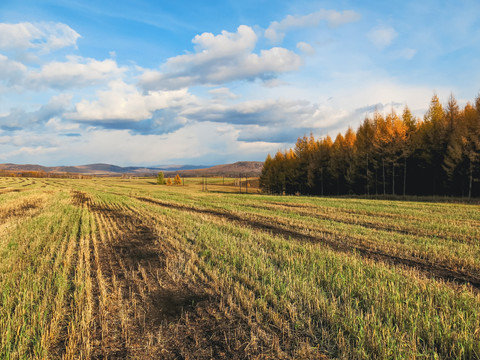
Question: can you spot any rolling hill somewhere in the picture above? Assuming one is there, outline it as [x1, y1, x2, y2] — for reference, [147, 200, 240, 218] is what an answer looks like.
[0, 161, 264, 177]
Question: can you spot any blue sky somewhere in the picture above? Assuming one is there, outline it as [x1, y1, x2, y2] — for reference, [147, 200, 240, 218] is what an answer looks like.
[0, 0, 479, 166]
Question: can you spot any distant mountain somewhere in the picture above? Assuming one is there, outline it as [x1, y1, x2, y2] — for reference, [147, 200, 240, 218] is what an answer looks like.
[0, 163, 51, 172]
[165, 161, 264, 177]
[0, 161, 264, 176]
[153, 164, 209, 171]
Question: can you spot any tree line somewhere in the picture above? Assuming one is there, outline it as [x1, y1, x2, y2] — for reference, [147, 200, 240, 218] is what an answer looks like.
[260, 94, 480, 197]
[0, 170, 93, 179]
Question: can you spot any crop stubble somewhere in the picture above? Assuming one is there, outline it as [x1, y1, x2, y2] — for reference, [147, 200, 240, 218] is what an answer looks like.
[0, 177, 479, 359]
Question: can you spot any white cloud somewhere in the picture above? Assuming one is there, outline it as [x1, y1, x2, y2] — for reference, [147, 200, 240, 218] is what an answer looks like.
[0, 135, 11, 144]
[368, 26, 398, 49]
[208, 87, 238, 99]
[45, 117, 80, 132]
[191, 24, 257, 58]
[0, 54, 27, 85]
[71, 123, 275, 165]
[139, 25, 302, 90]
[182, 97, 338, 130]
[28, 56, 126, 89]
[66, 80, 195, 122]
[296, 41, 315, 55]
[265, 9, 361, 43]
[11, 146, 58, 156]
[0, 22, 80, 53]
[0, 93, 72, 130]
[262, 79, 288, 88]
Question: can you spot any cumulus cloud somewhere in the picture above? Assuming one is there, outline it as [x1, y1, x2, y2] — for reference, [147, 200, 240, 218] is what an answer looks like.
[0, 94, 72, 131]
[67, 80, 194, 122]
[45, 116, 80, 132]
[65, 80, 195, 134]
[265, 9, 361, 43]
[27, 56, 126, 89]
[0, 54, 125, 91]
[208, 87, 238, 99]
[182, 98, 337, 130]
[0, 54, 27, 86]
[0, 22, 80, 53]
[296, 41, 315, 55]
[139, 25, 302, 90]
[368, 26, 398, 48]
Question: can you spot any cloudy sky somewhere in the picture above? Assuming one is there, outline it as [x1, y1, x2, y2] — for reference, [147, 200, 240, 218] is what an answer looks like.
[0, 0, 479, 166]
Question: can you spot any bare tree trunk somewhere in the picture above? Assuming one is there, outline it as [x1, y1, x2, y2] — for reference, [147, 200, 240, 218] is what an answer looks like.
[321, 167, 324, 196]
[366, 153, 369, 195]
[469, 162, 473, 198]
[403, 157, 407, 196]
[348, 162, 353, 194]
[392, 162, 395, 195]
[382, 159, 386, 195]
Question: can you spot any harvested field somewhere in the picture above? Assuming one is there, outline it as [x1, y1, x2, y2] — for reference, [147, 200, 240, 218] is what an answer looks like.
[0, 176, 479, 359]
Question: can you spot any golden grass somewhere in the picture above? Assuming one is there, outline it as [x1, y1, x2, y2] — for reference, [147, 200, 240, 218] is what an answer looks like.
[0, 176, 478, 359]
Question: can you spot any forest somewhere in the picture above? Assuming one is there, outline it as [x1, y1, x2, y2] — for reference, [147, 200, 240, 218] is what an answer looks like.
[260, 94, 480, 197]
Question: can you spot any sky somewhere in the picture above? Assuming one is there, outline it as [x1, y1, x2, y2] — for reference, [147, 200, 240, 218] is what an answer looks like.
[0, 0, 479, 166]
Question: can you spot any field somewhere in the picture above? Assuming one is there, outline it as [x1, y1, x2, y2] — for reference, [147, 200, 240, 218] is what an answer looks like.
[0, 176, 479, 359]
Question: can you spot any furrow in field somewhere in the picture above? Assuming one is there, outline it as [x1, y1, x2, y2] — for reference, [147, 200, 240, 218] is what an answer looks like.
[128, 203, 309, 359]
[93, 209, 130, 358]
[135, 196, 480, 292]
[0, 188, 23, 194]
[249, 202, 478, 244]
[71, 190, 291, 358]
[70, 190, 125, 358]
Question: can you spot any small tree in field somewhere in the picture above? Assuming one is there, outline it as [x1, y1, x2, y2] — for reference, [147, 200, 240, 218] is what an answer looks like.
[166, 178, 172, 185]
[157, 171, 165, 185]
[174, 174, 182, 185]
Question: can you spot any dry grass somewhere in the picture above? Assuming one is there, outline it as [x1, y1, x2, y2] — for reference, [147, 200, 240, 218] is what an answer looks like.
[0, 176, 479, 359]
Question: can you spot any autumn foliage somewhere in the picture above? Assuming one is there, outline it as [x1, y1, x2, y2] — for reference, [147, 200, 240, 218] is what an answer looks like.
[260, 94, 480, 197]
[174, 174, 182, 185]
